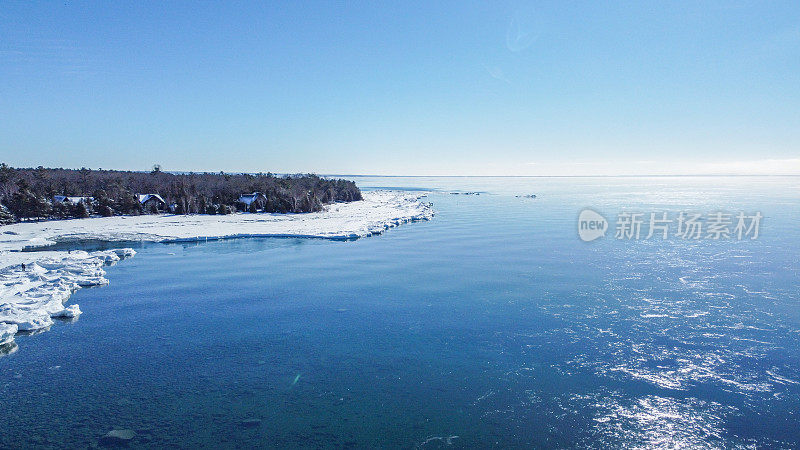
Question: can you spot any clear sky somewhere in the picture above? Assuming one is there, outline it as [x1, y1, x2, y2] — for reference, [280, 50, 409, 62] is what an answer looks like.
[1, 1, 798, 176]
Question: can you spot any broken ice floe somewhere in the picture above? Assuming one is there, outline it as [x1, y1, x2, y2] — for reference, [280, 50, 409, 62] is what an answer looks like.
[0, 248, 135, 348]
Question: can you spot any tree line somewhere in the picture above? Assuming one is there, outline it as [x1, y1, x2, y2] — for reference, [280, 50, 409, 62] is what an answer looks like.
[0, 164, 362, 223]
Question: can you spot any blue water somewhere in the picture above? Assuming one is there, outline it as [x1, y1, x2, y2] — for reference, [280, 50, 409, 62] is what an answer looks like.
[1, 176, 799, 448]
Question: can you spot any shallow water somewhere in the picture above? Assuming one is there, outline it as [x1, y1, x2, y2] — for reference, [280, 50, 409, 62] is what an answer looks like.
[1, 176, 799, 448]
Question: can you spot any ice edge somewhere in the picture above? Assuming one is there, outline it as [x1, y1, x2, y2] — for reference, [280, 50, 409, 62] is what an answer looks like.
[0, 191, 433, 351]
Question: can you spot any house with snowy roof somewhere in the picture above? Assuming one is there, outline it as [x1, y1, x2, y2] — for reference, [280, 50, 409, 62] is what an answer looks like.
[53, 195, 93, 205]
[237, 192, 267, 212]
[137, 194, 166, 211]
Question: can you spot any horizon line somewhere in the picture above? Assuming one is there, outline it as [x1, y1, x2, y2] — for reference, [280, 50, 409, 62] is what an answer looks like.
[5, 164, 800, 178]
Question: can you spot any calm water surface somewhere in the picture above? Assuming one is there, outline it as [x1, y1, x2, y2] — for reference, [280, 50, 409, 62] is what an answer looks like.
[1, 176, 799, 448]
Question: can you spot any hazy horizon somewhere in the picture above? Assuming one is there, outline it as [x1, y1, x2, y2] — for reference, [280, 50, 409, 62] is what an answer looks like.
[5, 166, 800, 178]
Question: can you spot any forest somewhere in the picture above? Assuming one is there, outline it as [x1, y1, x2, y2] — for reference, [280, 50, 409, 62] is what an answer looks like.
[0, 164, 362, 223]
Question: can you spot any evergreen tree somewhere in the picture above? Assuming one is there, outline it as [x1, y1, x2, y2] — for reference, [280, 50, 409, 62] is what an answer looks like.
[98, 205, 114, 217]
[0, 204, 15, 224]
[72, 201, 90, 218]
[6, 188, 51, 220]
[117, 194, 142, 215]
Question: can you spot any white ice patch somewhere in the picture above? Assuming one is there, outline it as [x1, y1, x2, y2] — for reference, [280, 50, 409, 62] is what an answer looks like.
[0, 323, 17, 346]
[0, 249, 136, 338]
[54, 303, 82, 318]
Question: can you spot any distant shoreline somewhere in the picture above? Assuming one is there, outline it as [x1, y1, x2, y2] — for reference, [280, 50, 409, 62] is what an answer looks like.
[0, 165, 363, 224]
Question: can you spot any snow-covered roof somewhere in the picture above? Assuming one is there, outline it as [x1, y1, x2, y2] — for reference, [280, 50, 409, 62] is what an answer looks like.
[137, 194, 166, 205]
[53, 196, 93, 204]
[238, 192, 265, 205]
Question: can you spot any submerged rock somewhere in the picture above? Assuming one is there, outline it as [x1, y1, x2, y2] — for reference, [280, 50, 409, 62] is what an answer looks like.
[0, 341, 18, 356]
[99, 429, 136, 447]
[240, 418, 262, 428]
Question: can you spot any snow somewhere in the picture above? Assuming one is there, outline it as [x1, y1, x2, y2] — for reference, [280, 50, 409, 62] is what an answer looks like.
[0, 191, 433, 253]
[0, 249, 135, 339]
[54, 303, 82, 318]
[0, 191, 433, 350]
[54, 196, 93, 204]
[0, 323, 17, 346]
[137, 193, 165, 205]
[238, 192, 264, 206]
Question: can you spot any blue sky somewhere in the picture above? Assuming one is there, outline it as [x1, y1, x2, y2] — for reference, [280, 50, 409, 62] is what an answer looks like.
[1, 1, 798, 175]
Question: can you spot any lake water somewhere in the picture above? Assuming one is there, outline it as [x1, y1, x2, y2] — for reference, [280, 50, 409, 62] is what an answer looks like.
[1, 176, 799, 448]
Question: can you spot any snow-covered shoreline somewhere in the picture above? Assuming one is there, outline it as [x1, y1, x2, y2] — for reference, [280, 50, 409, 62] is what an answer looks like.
[0, 191, 433, 352]
[0, 191, 433, 253]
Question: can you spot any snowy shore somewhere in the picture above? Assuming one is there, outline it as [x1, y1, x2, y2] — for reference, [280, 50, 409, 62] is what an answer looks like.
[0, 191, 433, 352]
[0, 191, 432, 252]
